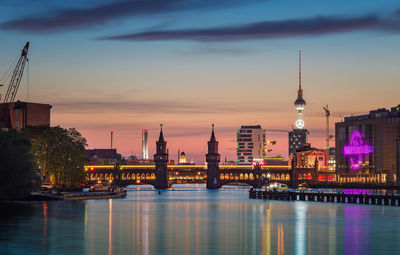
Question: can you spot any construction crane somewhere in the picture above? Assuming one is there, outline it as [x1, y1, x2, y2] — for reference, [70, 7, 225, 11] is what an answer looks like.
[0, 42, 30, 128]
[323, 105, 331, 148]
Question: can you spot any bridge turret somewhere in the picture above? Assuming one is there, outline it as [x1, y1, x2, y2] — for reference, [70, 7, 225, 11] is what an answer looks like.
[206, 124, 220, 189]
[154, 124, 169, 189]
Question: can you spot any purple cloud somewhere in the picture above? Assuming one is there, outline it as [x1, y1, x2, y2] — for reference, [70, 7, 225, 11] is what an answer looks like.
[99, 14, 382, 42]
[1, 0, 264, 33]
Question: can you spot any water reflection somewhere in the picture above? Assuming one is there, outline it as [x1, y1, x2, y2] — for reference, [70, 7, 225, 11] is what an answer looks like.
[295, 202, 308, 255]
[43, 202, 48, 254]
[2, 186, 400, 255]
[345, 206, 370, 255]
[109, 199, 113, 255]
[277, 222, 284, 255]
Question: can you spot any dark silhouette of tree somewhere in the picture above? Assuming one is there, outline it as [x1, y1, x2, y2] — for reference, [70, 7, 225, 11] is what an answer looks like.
[0, 130, 39, 200]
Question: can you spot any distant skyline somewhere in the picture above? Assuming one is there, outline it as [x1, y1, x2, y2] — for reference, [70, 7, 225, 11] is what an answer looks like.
[1, 0, 400, 163]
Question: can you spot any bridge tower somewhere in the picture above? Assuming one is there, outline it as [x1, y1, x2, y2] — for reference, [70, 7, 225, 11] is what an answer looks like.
[154, 124, 169, 189]
[253, 163, 263, 188]
[206, 124, 220, 189]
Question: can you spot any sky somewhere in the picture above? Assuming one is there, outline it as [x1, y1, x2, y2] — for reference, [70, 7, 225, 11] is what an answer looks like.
[1, 0, 400, 163]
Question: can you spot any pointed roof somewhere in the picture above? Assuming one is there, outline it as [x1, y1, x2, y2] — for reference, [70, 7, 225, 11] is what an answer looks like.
[158, 124, 165, 142]
[210, 124, 216, 142]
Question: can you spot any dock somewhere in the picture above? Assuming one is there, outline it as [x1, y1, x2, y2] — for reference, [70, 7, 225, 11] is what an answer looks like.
[249, 189, 400, 206]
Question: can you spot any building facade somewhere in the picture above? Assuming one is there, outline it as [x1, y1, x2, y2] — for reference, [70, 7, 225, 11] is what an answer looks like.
[288, 129, 308, 157]
[296, 147, 326, 169]
[86, 149, 117, 165]
[336, 105, 400, 183]
[236, 125, 265, 165]
[0, 101, 51, 130]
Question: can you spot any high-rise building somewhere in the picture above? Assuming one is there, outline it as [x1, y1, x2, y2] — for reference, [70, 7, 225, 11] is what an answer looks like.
[336, 105, 400, 183]
[289, 129, 308, 156]
[289, 49, 308, 158]
[237, 125, 265, 165]
[142, 129, 149, 160]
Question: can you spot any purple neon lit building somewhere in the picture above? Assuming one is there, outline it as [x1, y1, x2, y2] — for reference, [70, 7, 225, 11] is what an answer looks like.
[335, 105, 400, 183]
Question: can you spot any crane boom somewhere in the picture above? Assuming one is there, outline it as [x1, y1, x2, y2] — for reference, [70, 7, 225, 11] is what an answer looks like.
[1, 42, 30, 128]
[323, 105, 331, 148]
[3, 42, 29, 104]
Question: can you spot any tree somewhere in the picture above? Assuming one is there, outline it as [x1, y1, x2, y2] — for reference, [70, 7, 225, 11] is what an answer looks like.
[30, 126, 87, 188]
[0, 129, 39, 200]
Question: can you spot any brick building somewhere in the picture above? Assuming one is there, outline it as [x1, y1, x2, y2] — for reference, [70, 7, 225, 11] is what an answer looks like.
[0, 101, 51, 130]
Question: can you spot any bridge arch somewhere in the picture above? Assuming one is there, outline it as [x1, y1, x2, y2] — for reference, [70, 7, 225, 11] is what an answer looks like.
[249, 173, 254, 180]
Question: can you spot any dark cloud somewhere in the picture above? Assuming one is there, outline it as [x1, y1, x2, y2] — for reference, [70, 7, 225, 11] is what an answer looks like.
[50, 97, 278, 115]
[1, 0, 177, 32]
[175, 45, 255, 56]
[1, 0, 264, 33]
[99, 14, 383, 42]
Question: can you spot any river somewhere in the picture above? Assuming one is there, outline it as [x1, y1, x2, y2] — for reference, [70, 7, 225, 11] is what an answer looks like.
[1, 184, 400, 255]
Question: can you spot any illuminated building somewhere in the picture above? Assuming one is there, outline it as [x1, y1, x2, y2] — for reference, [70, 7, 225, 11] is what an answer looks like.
[142, 129, 149, 160]
[296, 147, 326, 170]
[327, 147, 336, 171]
[336, 105, 400, 183]
[0, 101, 51, 130]
[236, 125, 265, 165]
[178, 151, 187, 164]
[264, 156, 289, 166]
[289, 49, 308, 158]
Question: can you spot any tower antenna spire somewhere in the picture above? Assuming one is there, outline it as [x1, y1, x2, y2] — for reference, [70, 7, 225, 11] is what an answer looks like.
[299, 48, 301, 91]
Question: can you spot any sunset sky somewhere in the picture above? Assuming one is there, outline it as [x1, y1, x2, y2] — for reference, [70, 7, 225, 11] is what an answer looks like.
[1, 0, 400, 163]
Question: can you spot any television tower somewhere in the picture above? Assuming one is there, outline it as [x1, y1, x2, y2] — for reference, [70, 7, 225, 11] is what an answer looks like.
[294, 48, 306, 129]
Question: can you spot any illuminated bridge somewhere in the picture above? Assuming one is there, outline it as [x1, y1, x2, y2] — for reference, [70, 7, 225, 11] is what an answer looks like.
[86, 125, 318, 189]
[86, 164, 318, 188]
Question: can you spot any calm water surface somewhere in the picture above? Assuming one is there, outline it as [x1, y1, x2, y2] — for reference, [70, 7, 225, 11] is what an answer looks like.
[1, 184, 400, 255]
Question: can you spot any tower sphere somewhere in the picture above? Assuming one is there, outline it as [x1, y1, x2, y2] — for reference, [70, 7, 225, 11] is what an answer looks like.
[294, 97, 306, 110]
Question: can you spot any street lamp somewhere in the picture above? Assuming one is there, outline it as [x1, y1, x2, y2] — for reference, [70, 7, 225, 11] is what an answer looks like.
[265, 173, 271, 188]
